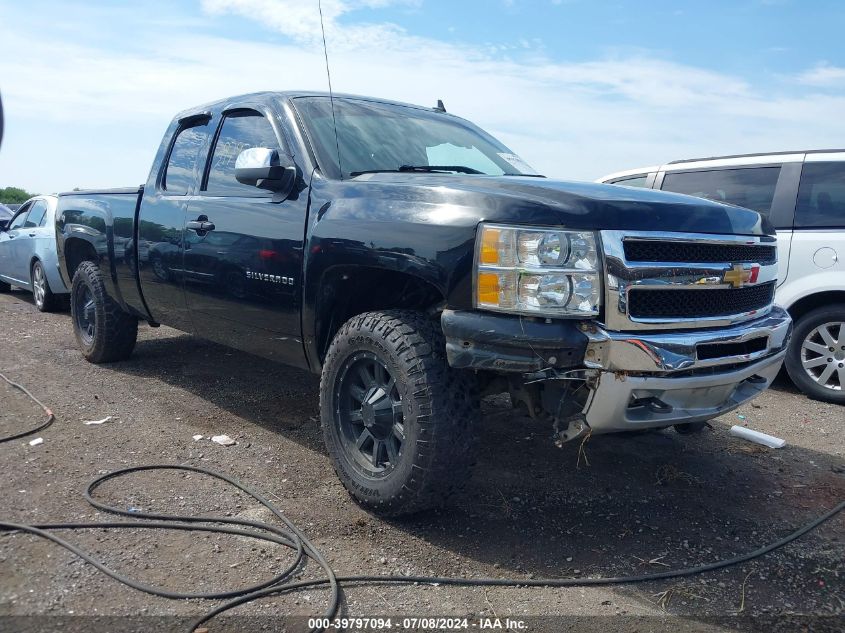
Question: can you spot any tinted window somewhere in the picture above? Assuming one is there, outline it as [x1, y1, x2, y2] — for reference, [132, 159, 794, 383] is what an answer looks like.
[24, 200, 48, 228]
[611, 175, 648, 188]
[205, 112, 280, 196]
[164, 122, 210, 195]
[661, 167, 781, 215]
[795, 162, 845, 228]
[9, 210, 29, 230]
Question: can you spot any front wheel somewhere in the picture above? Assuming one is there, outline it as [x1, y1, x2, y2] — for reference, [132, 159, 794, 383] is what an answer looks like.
[785, 304, 845, 404]
[71, 261, 138, 363]
[320, 310, 479, 516]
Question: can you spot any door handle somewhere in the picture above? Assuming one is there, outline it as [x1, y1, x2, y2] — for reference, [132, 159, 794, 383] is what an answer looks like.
[186, 220, 215, 232]
[28, 233, 36, 237]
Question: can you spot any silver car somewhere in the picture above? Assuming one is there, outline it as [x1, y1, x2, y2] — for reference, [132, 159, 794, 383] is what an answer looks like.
[0, 195, 69, 311]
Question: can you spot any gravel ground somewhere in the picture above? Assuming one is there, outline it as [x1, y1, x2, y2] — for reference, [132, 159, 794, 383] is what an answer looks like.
[0, 287, 843, 633]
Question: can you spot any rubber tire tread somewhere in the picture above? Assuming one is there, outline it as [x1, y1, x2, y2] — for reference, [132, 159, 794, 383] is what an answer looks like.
[320, 310, 479, 517]
[71, 261, 138, 363]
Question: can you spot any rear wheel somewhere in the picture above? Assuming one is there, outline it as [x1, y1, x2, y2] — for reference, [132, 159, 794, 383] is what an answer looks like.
[71, 261, 138, 363]
[0, 279, 9, 292]
[785, 304, 845, 404]
[31, 260, 61, 312]
[320, 310, 479, 516]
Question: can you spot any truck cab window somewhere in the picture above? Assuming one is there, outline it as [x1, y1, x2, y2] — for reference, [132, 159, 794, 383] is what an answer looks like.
[163, 122, 210, 195]
[661, 167, 781, 216]
[204, 112, 280, 196]
[795, 162, 845, 229]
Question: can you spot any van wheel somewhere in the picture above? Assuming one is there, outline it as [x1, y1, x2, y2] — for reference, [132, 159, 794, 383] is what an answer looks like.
[71, 261, 138, 363]
[785, 304, 845, 404]
[32, 260, 61, 312]
[0, 279, 9, 292]
[320, 310, 479, 516]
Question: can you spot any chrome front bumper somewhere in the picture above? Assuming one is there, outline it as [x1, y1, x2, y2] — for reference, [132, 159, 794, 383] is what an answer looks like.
[574, 306, 792, 435]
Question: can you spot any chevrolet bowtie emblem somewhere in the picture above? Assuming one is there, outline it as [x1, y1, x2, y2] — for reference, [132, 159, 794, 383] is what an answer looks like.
[723, 264, 760, 289]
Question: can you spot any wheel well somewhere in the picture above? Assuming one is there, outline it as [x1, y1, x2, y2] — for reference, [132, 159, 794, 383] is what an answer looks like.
[64, 238, 98, 281]
[315, 267, 445, 362]
[786, 291, 845, 322]
[29, 256, 41, 274]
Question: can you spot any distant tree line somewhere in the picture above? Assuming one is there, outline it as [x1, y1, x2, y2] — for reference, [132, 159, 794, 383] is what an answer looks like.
[0, 186, 38, 204]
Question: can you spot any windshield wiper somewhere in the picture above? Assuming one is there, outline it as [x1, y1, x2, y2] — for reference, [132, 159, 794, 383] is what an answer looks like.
[349, 165, 484, 177]
[399, 164, 484, 174]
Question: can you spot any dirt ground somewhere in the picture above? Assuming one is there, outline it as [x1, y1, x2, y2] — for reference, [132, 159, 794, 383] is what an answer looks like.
[1, 288, 843, 633]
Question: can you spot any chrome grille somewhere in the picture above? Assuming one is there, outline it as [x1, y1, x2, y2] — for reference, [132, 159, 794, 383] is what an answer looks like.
[623, 241, 776, 265]
[600, 231, 778, 331]
[628, 282, 775, 319]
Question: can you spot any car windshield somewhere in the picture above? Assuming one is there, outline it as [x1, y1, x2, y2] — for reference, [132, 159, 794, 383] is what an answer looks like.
[0, 205, 12, 220]
[293, 96, 542, 180]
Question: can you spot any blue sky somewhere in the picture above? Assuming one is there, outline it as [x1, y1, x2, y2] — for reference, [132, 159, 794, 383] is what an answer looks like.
[1, 0, 844, 193]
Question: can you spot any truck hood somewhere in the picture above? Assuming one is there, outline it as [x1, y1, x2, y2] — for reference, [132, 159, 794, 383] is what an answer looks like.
[352, 173, 772, 236]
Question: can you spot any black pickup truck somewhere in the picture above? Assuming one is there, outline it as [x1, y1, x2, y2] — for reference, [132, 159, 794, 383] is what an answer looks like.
[56, 91, 792, 515]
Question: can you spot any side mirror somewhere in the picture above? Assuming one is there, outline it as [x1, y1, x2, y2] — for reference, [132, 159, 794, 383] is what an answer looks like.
[235, 147, 297, 196]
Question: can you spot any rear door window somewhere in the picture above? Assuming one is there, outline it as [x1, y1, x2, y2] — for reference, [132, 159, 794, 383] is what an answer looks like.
[24, 200, 48, 228]
[163, 121, 210, 195]
[795, 162, 845, 228]
[661, 167, 781, 216]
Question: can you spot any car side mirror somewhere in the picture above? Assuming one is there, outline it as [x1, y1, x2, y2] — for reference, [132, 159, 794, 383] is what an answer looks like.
[235, 147, 297, 197]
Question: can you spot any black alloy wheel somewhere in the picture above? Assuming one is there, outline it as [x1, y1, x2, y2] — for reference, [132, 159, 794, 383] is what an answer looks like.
[336, 352, 405, 476]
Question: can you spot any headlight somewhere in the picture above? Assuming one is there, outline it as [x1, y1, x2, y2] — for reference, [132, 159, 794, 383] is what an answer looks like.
[475, 224, 601, 317]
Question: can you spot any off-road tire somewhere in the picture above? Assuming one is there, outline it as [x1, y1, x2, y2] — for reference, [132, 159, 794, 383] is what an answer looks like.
[31, 260, 62, 312]
[320, 310, 479, 516]
[784, 304, 845, 405]
[71, 261, 138, 363]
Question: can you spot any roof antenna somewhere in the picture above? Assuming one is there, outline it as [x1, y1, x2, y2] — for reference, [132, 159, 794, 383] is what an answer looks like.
[318, 0, 343, 179]
[435, 99, 447, 113]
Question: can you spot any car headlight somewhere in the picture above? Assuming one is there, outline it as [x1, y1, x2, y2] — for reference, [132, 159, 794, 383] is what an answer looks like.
[475, 224, 601, 317]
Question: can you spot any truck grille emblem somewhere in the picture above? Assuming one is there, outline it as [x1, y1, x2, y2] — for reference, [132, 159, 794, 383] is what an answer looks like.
[722, 264, 760, 289]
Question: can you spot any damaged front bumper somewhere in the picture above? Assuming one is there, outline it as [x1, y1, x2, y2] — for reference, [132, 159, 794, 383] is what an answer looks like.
[442, 306, 792, 439]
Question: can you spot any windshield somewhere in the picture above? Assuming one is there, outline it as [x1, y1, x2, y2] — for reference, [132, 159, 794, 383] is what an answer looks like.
[293, 96, 542, 180]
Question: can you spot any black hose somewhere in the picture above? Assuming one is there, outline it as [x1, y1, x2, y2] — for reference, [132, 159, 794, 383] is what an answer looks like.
[1, 463, 842, 633]
[0, 371, 55, 442]
[1, 377, 843, 632]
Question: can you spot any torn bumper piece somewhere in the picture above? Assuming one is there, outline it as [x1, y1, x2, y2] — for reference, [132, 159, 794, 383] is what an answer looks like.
[442, 306, 792, 436]
[441, 309, 588, 373]
[581, 306, 791, 434]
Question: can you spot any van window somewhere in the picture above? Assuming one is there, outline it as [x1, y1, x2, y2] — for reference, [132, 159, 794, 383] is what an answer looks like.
[795, 162, 845, 229]
[661, 167, 781, 216]
[610, 175, 649, 188]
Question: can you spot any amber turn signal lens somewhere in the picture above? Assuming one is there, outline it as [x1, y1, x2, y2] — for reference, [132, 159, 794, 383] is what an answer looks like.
[479, 228, 501, 265]
[477, 272, 500, 305]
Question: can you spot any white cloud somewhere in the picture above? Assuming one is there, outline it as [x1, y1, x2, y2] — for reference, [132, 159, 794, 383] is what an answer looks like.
[0, 0, 843, 193]
[796, 63, 845, 87]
